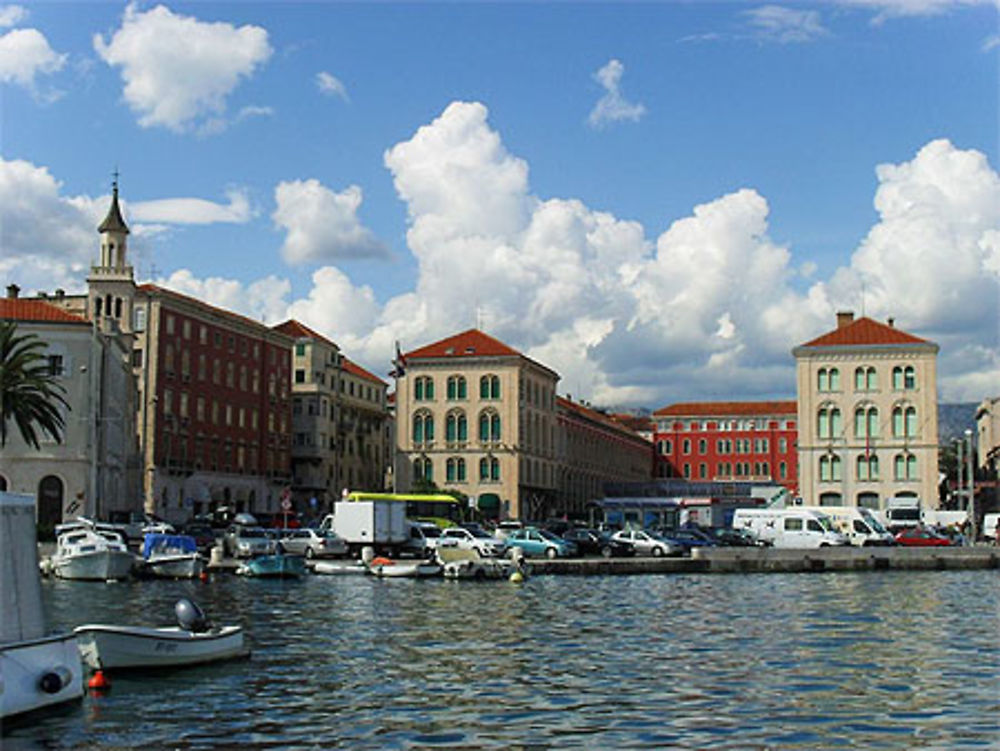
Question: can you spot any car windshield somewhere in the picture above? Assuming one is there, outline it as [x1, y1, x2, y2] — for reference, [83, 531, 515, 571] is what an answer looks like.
[860, 510, 889, 534]
[538, 529, 561, 542]
[470, 529, 492, 539]
[421, 526, 441, 538]
[239, 527, 268, 538]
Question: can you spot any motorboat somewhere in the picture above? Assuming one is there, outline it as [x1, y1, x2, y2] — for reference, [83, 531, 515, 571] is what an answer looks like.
[365, 556, 442, 578]
[235, 553, 305, 578]
[437, 547, 515, 580]
[141, 533, 204, 579]
[310, 559, 368, 575]
[49, 518, 135, 581]
[1, 492, 84, 720]
[74, 598, 247, 670]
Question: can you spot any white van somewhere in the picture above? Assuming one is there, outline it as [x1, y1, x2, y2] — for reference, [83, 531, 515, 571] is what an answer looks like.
[732, 508, 850, 549]
[796, 506, 895, 547]
[983, 513, 1000, 542]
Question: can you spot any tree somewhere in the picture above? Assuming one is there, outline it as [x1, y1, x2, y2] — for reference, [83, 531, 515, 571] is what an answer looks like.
[0, 320, 70, 449]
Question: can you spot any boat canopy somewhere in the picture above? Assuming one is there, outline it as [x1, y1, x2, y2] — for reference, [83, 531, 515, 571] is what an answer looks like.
[143, 534, 198, 558]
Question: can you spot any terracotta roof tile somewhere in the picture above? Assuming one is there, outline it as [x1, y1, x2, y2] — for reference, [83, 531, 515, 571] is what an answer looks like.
[557, 396, 647, 441]
[273, 319, 337, 349]
[405, 329, 521, 359]
[653, 400, 797, 418]
[342, 357, 386, 387]
[800, 316, 929, 348]
[0, 299, 90, 325]
[138, 283, 288, 339]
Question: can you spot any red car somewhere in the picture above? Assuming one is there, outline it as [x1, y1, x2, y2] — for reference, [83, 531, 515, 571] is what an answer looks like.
[894, 527, 952, 547]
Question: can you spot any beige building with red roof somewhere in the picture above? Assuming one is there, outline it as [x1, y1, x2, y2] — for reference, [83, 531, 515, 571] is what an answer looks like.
[793, 311, 940, 510]
[273, 319, 390, 512]
[1, 287, 139, 530]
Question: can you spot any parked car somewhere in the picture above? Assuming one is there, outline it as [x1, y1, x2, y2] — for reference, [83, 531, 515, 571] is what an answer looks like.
[404, 521, 457, 558]
[707, 527, 764, 547]
[180, 522, 218, 554]
[493, 521, 525, 540]
[223, 525, 275, 558]
[595, 530, 636, 558]
[441, 526, 507, 557]
[611, 529, 680, 557]
[276, 528, 347, 558]
[505, 527, 577, 559]
[658, 528, 719, 553]
[560, 528, 605, 556]
[894, 526, 953, 547]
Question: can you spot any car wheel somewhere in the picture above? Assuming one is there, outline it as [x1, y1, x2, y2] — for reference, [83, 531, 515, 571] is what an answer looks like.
[546, 547, 558, 559]
[601, 545, 613, 558]
[652, 546, 663, 557]
[306, 547, 315, 559]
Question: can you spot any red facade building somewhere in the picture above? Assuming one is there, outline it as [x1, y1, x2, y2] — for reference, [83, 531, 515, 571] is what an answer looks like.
[652, 401, 799, 495]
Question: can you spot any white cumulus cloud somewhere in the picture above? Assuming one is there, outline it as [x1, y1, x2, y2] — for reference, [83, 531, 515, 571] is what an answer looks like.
[587, 59, 646, 129]
[0, 4, 27, 27]
[131, 189, 253, 225]
[0, 27, 65, 91]
[93, 4, 272, 133]
[273, 179, 387, 264]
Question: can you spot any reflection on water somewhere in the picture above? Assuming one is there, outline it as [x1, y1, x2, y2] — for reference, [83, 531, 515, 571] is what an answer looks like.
[5, 570, 999, 749]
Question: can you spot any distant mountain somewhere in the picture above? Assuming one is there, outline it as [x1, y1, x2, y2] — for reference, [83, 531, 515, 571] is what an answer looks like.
[938, 403, 979, 444]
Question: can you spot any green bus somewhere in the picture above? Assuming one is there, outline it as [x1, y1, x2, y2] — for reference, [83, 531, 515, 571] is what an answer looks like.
[344, 492, 465, 527]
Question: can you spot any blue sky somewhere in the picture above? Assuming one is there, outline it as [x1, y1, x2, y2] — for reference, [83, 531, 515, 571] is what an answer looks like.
[2, 1, 998, 408]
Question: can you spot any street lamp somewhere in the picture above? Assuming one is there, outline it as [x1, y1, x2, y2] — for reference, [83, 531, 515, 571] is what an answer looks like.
[965, 428, 976, 541]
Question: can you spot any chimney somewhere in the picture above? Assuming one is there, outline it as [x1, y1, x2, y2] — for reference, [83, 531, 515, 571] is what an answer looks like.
[836, 311, 854, 329]
[6, 283, 19, 299]
[887, 317, 894, 328]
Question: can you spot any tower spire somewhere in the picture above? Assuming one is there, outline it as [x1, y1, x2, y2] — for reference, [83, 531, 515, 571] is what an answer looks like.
[98, 170, 129, 235]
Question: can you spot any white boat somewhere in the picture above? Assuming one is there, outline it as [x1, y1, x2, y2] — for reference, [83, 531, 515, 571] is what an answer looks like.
[1, 492, 84, 721]
[141, 533, 204, 579]
[311, 559, 368, 575]
[74, 599, 248, 670]
[50, 519, 135, 581]
[438, 547, 515, 580]
[366, 556, 442, 578]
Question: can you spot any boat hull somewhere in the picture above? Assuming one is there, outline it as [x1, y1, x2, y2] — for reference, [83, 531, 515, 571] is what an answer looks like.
[311, 560, 367, 575]
[145, 553, 204, 579]
[236, 554, 305, 578]
[52, 550, 135, 581]
[368, 561, 442, 578]
[0, 633, 84, 720]
[73, 625, 247, 670]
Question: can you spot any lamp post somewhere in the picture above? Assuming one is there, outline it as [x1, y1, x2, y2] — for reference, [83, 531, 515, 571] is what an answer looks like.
[965, 429, 976, 541]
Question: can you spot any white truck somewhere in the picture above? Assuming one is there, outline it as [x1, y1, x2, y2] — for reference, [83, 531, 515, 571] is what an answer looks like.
[319, 499, 408, 556]
[883, 498, 922, 532]
[732, 508, 850, 549]
[794, 506, 895, 547]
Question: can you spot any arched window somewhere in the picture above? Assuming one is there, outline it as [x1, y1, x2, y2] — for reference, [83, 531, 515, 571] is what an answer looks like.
[412, 411, 434, 444]
[856, 454, 879, 481]
[893, 453, 916, 480]
[819, 454, 841, 482]
[480, 374, 501, 400]
[893, 365, 916, 390]
[905, 406, 917, 437]
[445, 411, 468, 443]
[818, 406, 841, 439]
[819, 367, 841, 392]
[414, 376, 435, 401]
[479, 410, 501, 442]
[906, 454, 917, 479]
[413, 457, 433, 482]
[854, 366, 877, 391]
[446, 457, 467, 483]
[447, 375, 467, 400]
[854, 406, 879, 438]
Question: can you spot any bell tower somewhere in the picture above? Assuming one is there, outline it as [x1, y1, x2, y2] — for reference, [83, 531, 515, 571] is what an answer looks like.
[88, 173, 137, 332]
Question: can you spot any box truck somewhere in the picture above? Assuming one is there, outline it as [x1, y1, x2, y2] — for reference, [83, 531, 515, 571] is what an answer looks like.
[732, 508, 850, 548]
[319, 499, 408, 556]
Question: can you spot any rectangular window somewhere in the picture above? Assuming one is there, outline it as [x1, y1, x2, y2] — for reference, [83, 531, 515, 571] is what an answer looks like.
[295, 343, 305, 356]
[295, 369, 305, 384]
[47, 354, 64, 376]
[166, 315, 175, 335]
[132, 349, 143, 367]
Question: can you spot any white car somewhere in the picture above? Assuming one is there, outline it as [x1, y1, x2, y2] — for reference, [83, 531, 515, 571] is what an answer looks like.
[276, 528, 348, 558]
[404, 521, 457, 558]
[441, 526, 507, 557]
[611, 529, 680, 557]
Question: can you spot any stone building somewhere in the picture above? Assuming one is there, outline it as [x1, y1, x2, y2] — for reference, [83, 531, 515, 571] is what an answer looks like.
[793, 312, 940, 510]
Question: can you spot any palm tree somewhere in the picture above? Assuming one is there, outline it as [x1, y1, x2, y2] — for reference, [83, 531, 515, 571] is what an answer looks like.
[0, 320, 70, 449]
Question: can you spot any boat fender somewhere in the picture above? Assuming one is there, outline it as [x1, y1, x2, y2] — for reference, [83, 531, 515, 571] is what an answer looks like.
[370, 556, 394, 567]
[509, 571, 525, 584]
[38, 666, 72, 694]
[88, 670, 110, 691]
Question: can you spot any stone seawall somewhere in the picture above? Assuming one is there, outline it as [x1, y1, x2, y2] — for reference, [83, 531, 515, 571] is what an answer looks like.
[530, 547, 1000, 576]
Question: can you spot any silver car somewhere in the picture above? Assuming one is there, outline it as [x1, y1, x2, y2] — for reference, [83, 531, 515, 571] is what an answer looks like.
[276, 528, 348, 558]
[610, 529, 681, 557]
[223, 525, 275, 558]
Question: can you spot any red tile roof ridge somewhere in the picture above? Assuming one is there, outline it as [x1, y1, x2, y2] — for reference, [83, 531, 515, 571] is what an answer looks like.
[557, 396, 646, 439]
[800, 316, 930, 348]
[342, 357, 386, 386]
[137, 283, 289, 337]
[273, 318, 338, 349]
[653, 400, 798, 418]
[404, 328, 522, 359]
[0, 299, 90, 325]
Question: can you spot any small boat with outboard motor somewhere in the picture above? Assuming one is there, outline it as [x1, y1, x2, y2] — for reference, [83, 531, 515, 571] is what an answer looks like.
[141, 533, 204, 579]
[73, 598, 248, 671]
[235, 552, 306, 578]
[362, 548, 441, 578]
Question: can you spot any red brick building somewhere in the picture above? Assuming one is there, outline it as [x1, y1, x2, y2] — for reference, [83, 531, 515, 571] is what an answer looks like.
[652, 401, 799, 495]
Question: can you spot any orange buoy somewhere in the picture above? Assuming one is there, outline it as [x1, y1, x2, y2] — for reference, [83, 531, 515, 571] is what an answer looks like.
[88, 670, 110, 691]
[370, 556, 394, 566]
[199, 571, 208, 581]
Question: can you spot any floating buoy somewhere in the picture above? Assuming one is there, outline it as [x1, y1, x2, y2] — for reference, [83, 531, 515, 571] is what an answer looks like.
[199, 571, 208, 581]
[88, 670, 110, 691]
[509, 571, 524, 584]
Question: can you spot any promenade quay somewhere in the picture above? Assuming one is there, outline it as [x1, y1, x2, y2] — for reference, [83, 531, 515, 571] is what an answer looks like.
[530, 546, 1000, 575]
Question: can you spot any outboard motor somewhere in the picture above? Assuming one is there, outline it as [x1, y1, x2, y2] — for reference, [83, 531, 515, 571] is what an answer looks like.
[175, 598, 210, 633]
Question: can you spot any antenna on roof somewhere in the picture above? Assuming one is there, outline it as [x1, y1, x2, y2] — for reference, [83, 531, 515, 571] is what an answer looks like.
[476, 305, 485, 331]
[860, 281, 866, 317]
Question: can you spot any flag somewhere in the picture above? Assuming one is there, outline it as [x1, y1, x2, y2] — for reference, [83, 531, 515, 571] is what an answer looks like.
[389, 341, 406, 378]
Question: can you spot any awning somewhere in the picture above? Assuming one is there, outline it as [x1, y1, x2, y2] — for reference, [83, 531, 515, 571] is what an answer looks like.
[478, 493, 501, 512]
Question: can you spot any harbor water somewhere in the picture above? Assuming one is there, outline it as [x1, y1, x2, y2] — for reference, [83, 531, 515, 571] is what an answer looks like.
[5, 569, 999, 749]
